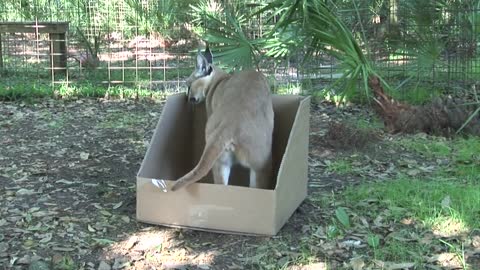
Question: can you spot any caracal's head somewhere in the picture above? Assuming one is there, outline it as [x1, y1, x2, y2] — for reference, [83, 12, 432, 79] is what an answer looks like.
[186, 46, 214, 104]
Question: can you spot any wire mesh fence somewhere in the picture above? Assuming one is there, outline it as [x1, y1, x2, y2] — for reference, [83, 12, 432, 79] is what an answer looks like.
[1, 0, 480, 97]
[0, 0, 199, 93]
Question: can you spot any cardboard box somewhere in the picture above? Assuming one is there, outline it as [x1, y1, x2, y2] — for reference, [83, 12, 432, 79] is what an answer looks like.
[136, 93, 310, 236]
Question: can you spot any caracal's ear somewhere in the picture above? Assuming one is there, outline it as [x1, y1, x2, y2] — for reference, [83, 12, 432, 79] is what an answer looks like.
[196, 49, 208, 72]
[204, 44, 213, 64]
[196, 46, 213, 76]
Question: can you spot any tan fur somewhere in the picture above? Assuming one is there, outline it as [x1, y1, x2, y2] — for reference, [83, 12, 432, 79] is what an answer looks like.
[170, 57, 274, 191]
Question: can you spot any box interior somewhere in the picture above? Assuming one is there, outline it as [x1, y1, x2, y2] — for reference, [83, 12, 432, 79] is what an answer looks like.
[138, 94, 303, 190]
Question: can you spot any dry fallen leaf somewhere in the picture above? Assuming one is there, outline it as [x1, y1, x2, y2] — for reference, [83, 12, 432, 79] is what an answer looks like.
[227, 262, 244, 269]
[124, 236, 139, 250]
[52, 246, 75, 252]
[406, 169, 421, 176]
[120, 216, 130, 223]
[16, 188, 35, 196]
[350, 256, 365, 270]
[98, 261, 111, 270]
[100, 210, 112, 216]
[55, 179, 75, 185]
[39, 233, 52, 243]
[472, 235, 480, 248]
[87, 224, 96, 232]
[387, 262, 416, 269]
[80, 152, 90, 160]
[112, 201, 123, 209]
[112, 256, 130, 269]
[28, 260, 50, 270]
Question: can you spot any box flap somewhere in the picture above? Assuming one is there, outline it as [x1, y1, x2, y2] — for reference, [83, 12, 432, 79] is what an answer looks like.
[137, 93, 193, 180]
[274, 96, 311, 231]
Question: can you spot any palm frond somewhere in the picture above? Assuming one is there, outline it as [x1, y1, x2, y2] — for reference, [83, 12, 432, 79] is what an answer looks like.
[284, 0, 375, 98]
[200, 10, 260, 70]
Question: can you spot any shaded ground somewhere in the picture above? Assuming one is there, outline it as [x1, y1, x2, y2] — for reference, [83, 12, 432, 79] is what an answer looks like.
[0, 97, 478, 269]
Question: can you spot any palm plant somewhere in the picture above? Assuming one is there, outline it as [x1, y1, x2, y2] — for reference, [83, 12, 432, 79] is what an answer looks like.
[190, 0, 265, 71]
[191, 0, 384, 100]
[263, 0, 381, 98]
[190, 0, 480, 135]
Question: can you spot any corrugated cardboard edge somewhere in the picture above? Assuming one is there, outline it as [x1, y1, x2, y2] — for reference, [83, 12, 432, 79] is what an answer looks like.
[274, 96, 311, 233]
[137, 177, 277, 236]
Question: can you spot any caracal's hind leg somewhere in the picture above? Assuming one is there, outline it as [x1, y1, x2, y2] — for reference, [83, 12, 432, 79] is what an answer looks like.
[250, 158, 273, 189]
[212, 151, 233, 185]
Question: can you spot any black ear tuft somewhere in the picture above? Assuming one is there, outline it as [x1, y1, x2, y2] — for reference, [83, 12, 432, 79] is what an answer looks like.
[204, 44, 213, 64]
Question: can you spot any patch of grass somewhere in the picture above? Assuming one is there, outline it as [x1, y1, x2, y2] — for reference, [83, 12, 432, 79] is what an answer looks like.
[325, 159, 355, 175]
[398, 135, 480, 180]
[344, 177, 480, 235]
[241, 235, 326, 269]
[399, 136, 451, 158]
[55, 83, 170, 100]
[53, 255, 76, 270]
[302, 78, 444, 105]
[376, 238, 429, 264]
[0, 76, 173, 101]
[0, 79, 52, 101]
[348, 116, 384, 131]
[338, 176, 479, 267]
[455, 137, 480, 162]
[54, 82, 105, 98]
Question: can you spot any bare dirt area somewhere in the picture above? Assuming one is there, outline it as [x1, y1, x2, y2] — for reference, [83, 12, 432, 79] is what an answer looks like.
[0, 97, 477, 269]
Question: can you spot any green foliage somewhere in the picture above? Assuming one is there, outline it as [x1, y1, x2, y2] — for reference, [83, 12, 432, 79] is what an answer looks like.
[124, 0, 191, 39]
[390, 85, 443, 105]
[192, 0, 480, 105]
[344, 177, 480, 231]
[0, 0, 192, 41]
[53, 255, 76, 270]
[189, 0, 385, 101]
[0, 74, 52, 101]
[325, 159, 355, 175]
[326, 224, 341, 239]
[190, 1, 263, 70]
[91, 238, 115, 246]
[0, 76, 167, 101]
[261, 0, 382, 101]
[375, 238, 429, 264]
[2, 0, 480, 104]
[367, 234, 380, 249]
[398, 135, 480, 179]
[275, 83, 302, 95]
[335, 207, 351, 228]
[350, 117, 384, 131]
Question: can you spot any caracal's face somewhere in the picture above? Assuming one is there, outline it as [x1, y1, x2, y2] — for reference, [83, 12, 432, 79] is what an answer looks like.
[186, 49, 213, 104]
[186, 70, 210, 104]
